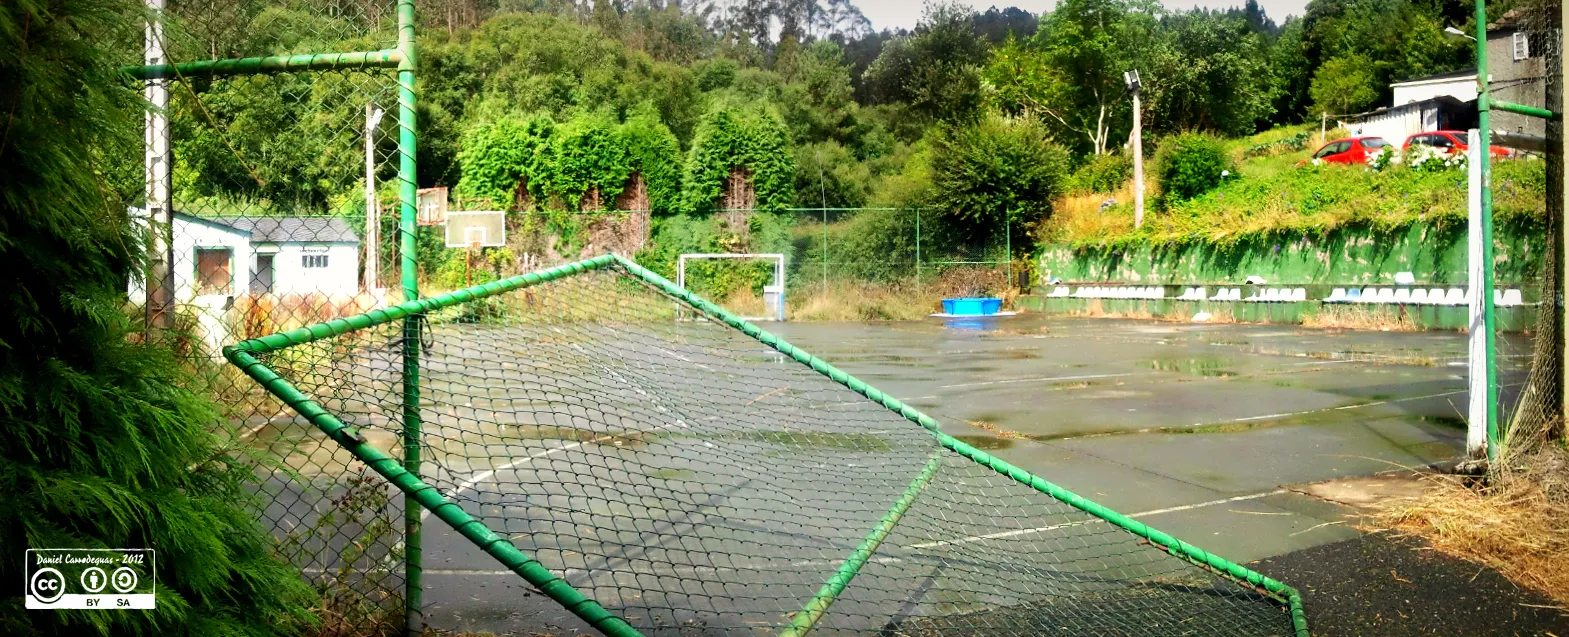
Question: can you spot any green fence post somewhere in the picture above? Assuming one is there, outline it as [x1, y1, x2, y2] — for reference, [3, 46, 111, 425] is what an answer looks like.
[396, 0, 423, 632]
[1473, 0, 1499, 461]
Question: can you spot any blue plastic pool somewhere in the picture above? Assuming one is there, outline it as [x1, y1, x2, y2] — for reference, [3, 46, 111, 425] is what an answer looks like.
[941, 297, 1003, 316]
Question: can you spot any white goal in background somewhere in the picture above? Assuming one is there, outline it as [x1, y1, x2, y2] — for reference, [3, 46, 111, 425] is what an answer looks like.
[677, 253, 786, 321]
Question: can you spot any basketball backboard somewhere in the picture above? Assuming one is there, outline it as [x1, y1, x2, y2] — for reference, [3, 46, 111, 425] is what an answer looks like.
[418, 186, 448, 226]
[445, 211, 506, 248]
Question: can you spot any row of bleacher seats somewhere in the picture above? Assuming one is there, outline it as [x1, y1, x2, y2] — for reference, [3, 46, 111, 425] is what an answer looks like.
[1325, 287, 1524, 306]
[1044, 285, 1527, 306]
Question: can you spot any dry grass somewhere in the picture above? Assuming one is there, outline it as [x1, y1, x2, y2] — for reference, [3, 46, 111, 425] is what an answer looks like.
[1370, 448, 1569, 608]
[967, 420, 1030, 439]
[787, 281, 941, 321]
[786, 267, 1020, 322]
[1042, 180, 1139, 245]
[1301, 305, 1420, 331]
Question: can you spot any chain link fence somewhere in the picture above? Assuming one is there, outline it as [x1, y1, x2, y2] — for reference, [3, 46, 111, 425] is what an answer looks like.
[132, 0, 412, 633]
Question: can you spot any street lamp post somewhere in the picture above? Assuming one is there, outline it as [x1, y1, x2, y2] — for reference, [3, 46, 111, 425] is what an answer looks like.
[1125, 70, 1144, 229]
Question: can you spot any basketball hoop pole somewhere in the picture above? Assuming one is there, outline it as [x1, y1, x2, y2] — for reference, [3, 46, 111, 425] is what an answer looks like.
[467, 242, 479, 286]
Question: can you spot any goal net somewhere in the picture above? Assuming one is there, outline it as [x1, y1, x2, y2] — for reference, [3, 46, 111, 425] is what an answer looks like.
[226, 254, 1305, 636]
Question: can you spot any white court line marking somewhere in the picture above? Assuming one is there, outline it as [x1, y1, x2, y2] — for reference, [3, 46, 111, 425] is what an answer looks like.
[939, 372, 1137, 389]
[909, 489, 1287, 549]
[358, 489, 1291, 576]
[1225, 387, 1468, 424]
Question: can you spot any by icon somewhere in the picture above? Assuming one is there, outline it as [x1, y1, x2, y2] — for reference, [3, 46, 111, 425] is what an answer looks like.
[80, 567, 108, 593]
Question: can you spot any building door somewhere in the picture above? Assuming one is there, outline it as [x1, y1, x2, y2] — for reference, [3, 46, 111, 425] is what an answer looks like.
[253, 254, 274, 294]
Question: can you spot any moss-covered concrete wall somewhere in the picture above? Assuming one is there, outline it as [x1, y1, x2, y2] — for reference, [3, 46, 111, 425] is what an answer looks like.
[1037, 221, 1543, 286]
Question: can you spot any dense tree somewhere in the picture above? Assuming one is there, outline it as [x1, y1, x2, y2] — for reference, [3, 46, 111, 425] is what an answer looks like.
[990, 0, 1159, 155]
[974, 6, 1039, 43]
[862, 2, 988, 124]
[0, 0, 314, 633]
[928, 115, 1071, 248]
[1309, 54, 1382, 116]
[1147, 10, 1279, 136]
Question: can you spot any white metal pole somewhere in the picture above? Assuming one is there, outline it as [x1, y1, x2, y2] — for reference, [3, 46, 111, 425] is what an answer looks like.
[1132, 87, 1144, 229]
[1467, 129, 1487, 458]
[365, 103, 384, 291]
[145, 0, 173, 326]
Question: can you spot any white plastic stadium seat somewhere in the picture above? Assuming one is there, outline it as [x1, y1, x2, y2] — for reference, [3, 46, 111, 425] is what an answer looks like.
[1209, 288, 1227, 301]
[1445, 288, 1465, 305]
[1374, 288, 1395, 304]
[1227, 288, 1243, 301]
[1393, 288, 1410, 304]
[1358, 287, 1377, 303]
[1291, 288, 1307, 302]
[1428, 288, 1445, 304]
[1324, 288, 1347, 303]
[1409, 289, 1428, 304]
[1501, 289, 1524, 306]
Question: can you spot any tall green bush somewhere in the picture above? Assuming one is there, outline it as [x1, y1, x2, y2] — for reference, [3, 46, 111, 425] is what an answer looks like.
[0, 0, 313, 634]
[541, 112, 632, 210]
[679, 103, 796, 212]
[1068, 153, 1133, 195]
[455, 113, 555, 209]
[929, 115, 1071, 246]
[618, 104, 683, 213]
[1153, 132, 1233, 207]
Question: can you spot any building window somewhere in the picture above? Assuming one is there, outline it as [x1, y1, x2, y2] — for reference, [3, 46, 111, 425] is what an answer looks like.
[1513, 32, 1529, 60]
[302, 254, 329, 269]
[196, 248, 233, 295]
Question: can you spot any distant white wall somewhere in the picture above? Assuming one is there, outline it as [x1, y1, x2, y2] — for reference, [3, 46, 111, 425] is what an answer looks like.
[268, 242, 360, 295]
[1391, 76, 1474, 106]
[127, 213, 253, 305]
[1339, 102, 1440, 147]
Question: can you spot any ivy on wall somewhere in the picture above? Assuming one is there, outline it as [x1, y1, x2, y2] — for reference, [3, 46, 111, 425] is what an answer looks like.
[679, 102, 796, 212]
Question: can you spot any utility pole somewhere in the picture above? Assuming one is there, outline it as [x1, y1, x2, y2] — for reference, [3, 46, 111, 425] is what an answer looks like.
[145, 0, 174, 328]
[365, 102, 385, 291]
[1125, 70, 1144, 228]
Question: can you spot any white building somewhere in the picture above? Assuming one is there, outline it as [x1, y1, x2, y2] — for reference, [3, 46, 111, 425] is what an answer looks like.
[1390, 70, 1476, 106]
[129, 209, 362, 353]
[129, 210, 361, 302]
[1336, 96, 1472, 148]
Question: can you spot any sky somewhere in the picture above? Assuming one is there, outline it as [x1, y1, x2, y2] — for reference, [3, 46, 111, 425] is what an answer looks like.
[854, 0, 1311, 32]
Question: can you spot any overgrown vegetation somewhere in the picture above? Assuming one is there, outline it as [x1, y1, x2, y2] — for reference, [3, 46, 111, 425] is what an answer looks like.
[1152, 132, 1233, 207]
[1044, 126, 1548, 249]
[0, 0, 313, 633]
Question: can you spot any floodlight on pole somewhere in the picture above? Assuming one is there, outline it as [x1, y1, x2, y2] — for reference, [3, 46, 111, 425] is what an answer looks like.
[1444, 26, 1477, 41]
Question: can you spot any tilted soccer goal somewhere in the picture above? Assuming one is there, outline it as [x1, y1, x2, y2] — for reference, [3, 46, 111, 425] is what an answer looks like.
[225, 253, 1307, 636]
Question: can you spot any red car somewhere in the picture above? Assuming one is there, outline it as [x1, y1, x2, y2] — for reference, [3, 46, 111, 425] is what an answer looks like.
[1403, 130, 1511, 159]
[1301, 136, 1391, 166]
